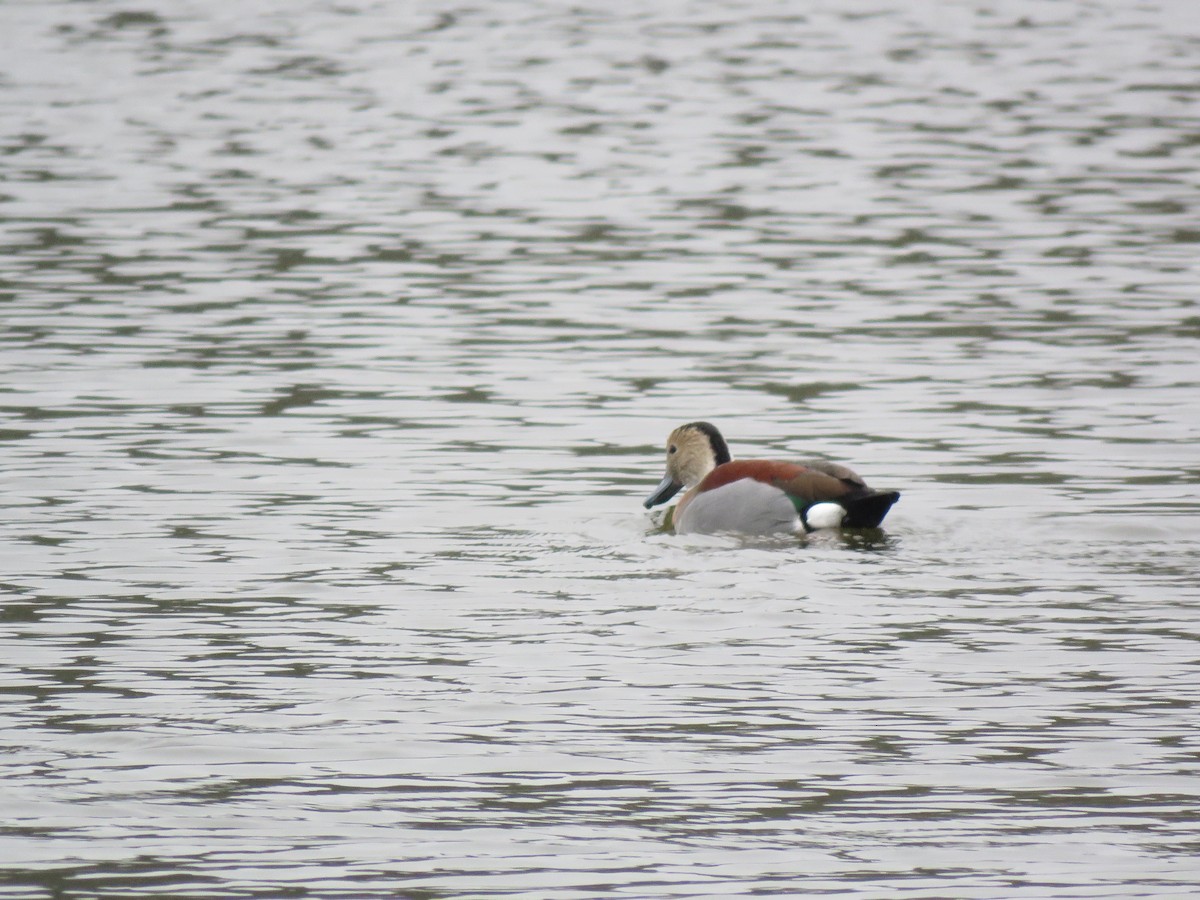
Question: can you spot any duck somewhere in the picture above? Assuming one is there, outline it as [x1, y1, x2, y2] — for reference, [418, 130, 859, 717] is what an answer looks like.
[644, 422, 899, 535]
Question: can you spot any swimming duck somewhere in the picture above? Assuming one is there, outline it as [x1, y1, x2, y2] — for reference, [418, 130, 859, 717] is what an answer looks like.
[644, 422, 899, 534]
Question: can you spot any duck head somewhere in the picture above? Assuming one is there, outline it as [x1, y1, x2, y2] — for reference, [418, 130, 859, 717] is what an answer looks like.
[644, 421, 733, 508]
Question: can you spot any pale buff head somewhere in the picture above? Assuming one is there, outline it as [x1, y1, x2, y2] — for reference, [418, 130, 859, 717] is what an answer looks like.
[644, 422, 733, 508]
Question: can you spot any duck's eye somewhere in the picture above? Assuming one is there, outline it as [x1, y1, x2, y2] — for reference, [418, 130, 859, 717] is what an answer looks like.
[669, 445, 677, 454]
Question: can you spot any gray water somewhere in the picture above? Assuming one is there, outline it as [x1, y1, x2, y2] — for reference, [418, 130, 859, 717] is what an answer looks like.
[3, 1, 1200, 897]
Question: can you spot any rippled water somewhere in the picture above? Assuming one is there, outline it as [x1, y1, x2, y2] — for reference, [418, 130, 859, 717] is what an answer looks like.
[3, 0, 1199, 897]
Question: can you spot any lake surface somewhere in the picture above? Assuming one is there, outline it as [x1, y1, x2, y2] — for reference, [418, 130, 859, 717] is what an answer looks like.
[2, 0, 1199, 897]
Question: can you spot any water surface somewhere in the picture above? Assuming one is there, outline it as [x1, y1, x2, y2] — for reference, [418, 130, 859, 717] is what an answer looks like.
[2, 0, 1199, 897]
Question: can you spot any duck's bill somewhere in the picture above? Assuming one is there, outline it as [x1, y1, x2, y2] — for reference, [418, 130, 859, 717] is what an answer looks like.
[644, 473, 682, 508]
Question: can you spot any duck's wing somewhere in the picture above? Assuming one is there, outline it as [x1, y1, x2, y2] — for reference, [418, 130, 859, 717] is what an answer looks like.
[793, 459, 866, 490]
[787, 461, 899, 527]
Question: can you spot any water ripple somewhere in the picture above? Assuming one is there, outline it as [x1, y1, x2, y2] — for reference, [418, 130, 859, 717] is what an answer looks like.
[2, 0, 1199, 897]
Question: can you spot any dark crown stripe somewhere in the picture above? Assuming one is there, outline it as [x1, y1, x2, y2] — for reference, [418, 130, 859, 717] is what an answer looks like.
[689, 421, 732, 466]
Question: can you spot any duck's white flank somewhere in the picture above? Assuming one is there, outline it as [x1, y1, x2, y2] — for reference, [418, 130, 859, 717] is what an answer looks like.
[803, 502, 847, 530]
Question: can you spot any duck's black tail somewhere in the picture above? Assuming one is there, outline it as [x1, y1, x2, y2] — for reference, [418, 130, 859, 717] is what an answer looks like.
[842, 490, 900, 528]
